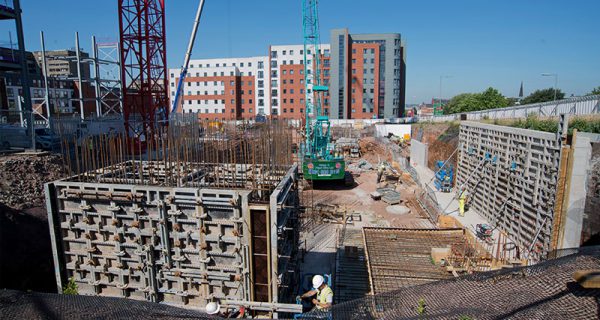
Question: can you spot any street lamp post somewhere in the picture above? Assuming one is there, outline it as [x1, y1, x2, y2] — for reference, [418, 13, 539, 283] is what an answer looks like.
[541, 73, 558, 101]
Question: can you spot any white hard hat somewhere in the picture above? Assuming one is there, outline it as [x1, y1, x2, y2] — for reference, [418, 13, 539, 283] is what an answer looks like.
[312, 275, 325, 289]
[206, 302, 220, 315]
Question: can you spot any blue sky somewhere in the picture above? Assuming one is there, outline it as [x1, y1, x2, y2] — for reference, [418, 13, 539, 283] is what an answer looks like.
[8, 0, 600, 104]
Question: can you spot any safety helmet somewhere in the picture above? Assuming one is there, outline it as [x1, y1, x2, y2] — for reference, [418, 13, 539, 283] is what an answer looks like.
[312, 275, 325, 289]
[206, 302, 220, 315]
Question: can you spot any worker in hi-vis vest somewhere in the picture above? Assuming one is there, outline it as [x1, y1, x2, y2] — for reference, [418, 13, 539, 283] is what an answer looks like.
[459, 189, 468, 217]
[298, 275, 333, 310]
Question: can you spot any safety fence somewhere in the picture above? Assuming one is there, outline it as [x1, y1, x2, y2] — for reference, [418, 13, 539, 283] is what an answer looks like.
[419, 95, 600, 122]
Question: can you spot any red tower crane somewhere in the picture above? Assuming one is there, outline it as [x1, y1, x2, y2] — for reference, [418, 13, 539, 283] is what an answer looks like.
[118, 0, 169, 139]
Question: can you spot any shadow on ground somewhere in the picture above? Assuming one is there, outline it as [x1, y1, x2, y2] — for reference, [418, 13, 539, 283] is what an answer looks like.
[0, 203, 56, 293]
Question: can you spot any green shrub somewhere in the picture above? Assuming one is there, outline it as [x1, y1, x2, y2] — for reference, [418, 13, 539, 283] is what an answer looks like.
[63, 277, 78, 295]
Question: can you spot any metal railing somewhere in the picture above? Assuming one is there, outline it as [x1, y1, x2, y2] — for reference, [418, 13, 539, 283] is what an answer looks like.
[419, 95, 600, 122]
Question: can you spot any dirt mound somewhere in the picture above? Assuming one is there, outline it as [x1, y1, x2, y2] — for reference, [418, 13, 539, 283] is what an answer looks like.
[359, 137, 391, 164]
[0, 154, 66, 210]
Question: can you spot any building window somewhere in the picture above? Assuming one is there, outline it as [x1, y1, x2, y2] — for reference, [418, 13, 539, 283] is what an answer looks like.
[290, 70, 294, 75]
[258, 61, 264, 69]
[290, 50, 294, 55]
[290, 98, 294, 103]
[352, 69, 356, 74]
[290, 89, 294, 94]
[241, 62, 244, 67]
[271, 80, 277, 87]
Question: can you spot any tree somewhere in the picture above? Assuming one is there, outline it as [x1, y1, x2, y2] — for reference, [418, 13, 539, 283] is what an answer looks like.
[521, 88, 565, 104]
[587, 86, 600, 96]
[443, 87, 508, 114]
[479, 87, 509, 110]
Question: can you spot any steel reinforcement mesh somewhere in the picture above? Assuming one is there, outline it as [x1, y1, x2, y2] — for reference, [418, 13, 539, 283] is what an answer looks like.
[0, 289, 219, 319]
[2, 247, 600, 319]
[301, 246, 600, 320]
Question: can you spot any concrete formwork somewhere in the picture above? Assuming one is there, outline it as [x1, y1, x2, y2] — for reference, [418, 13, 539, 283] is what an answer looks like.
[45, 161, 299, 312]
[456, 122, 563, 261]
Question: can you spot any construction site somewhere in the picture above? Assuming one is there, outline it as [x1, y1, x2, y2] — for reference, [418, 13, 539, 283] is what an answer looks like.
[1, 0, 600, 319]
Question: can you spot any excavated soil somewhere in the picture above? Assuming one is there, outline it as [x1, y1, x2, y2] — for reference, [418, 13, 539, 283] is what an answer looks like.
[0, 154, 65, 210]
[412, 123, 460, 172]
[0, 153, 66, 293]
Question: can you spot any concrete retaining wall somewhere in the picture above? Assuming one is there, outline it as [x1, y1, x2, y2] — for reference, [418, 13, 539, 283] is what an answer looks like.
[562, 134, 592, 249]
[410, 139, 428, 167]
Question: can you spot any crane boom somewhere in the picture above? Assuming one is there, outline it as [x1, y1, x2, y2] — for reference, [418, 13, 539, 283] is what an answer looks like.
[170, 0, 206, 116]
